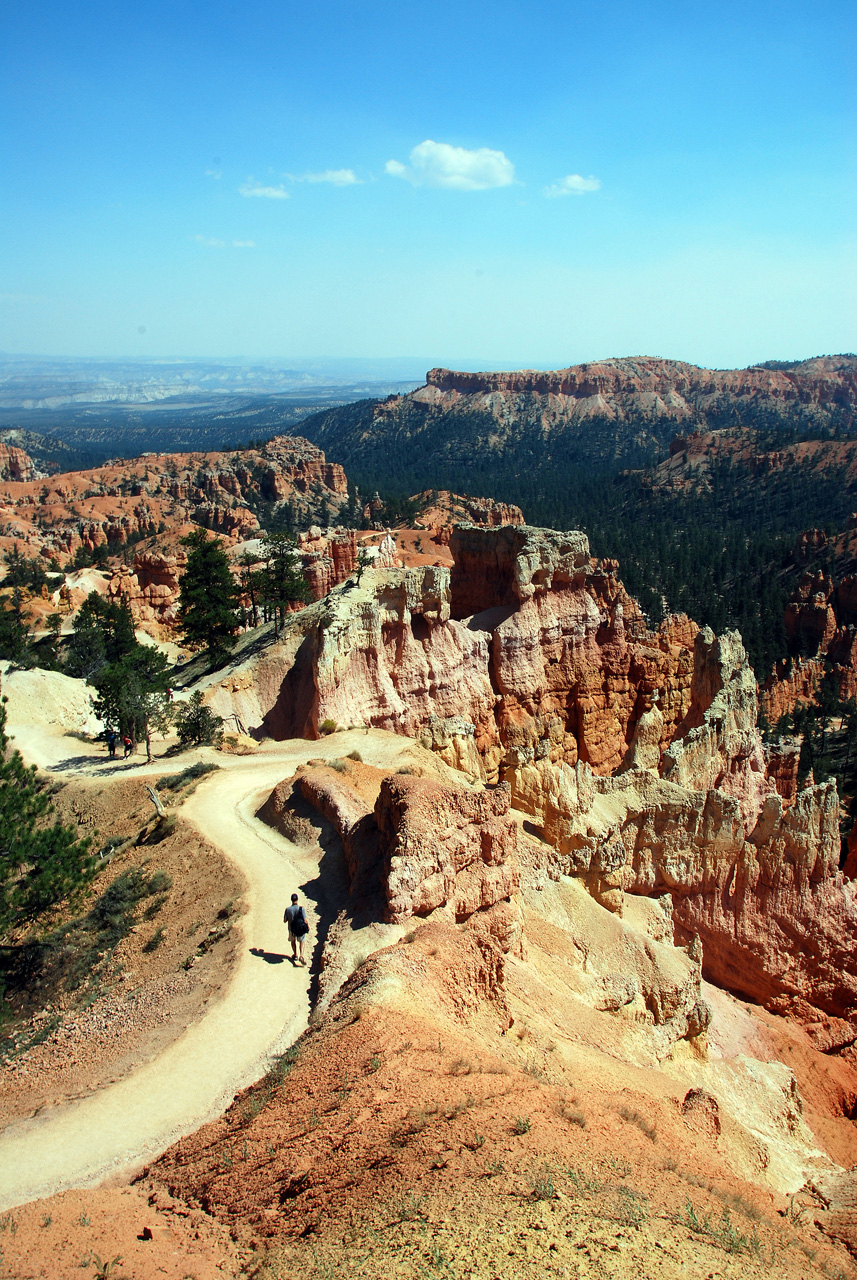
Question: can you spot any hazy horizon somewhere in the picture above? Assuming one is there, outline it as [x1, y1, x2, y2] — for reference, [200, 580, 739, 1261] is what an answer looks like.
[2, 350, 853, 379]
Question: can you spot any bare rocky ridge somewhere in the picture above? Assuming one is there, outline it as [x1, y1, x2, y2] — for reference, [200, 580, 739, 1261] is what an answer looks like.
[4, 447, 857, 1274]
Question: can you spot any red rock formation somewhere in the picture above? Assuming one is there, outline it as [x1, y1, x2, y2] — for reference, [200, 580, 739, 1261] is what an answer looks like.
[519, 624, 857, 1021]
[760, 657, 825, 725]
[765, 738, 801, 804]
[105, 551, 185, 631]
[449, 524, 696, 775]
[784, 572, 838, 654]
[375, 775, 519, 923]
[670, 781, 856, 1022]
[244, 526, 702, 780]
[260, 438, 347, 499]
[760, 556, 857, 724]
[216, 520, 857, 1025]
[419, 491, 525, 546]
[0, 435, 347, 567]
[0, 443, 39, 482]
[297, 527, 358, 600]
[262, 764, 520, 929]
[260, 564, 500, 757]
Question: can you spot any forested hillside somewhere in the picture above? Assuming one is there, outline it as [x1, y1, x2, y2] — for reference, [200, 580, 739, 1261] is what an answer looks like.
[300, 371, 857, 678]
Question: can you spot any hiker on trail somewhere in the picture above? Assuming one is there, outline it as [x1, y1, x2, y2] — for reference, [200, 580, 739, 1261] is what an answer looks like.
[122, 734, 133, 759]
[107, 730, 117, 758]
[284, 893, 309, 966]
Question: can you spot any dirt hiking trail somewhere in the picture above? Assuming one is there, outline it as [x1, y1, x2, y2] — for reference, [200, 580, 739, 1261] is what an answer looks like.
[0, 709, 414, 1212]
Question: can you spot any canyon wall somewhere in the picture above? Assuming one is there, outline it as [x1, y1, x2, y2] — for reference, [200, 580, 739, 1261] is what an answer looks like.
[215, 520, 856, 1030]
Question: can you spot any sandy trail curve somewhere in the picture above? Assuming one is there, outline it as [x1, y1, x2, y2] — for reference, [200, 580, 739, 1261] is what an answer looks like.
[0, 708, 414, 1212]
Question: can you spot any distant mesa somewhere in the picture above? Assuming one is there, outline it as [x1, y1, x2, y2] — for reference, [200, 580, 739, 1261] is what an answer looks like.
[418, 354, 857, 421]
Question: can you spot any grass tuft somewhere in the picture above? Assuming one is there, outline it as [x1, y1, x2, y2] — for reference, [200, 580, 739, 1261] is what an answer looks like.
[618, 1105, 658, 1141]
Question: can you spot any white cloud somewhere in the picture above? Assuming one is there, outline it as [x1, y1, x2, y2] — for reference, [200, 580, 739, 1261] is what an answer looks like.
[544, 173, 601, 198]
[239, 182, 290, 199]
[385, 140, 515, 190]
[194, 236, 256, 249]
[205, 169, 222, 179]
[293, 168, 361, 186]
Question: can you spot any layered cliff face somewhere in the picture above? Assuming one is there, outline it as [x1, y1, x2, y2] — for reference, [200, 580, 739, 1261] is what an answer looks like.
[245, 525, 701, 783]
[449, 523, 697, 777]
[264, 761, 520, 929]
[0, 442, 40, 483]
[215, 520, 856, 1030]
[301, 356, 857, 490]
[420, 356, 857, 424]
[258, 564, 500, 756]
[507, 618, 856, 1025]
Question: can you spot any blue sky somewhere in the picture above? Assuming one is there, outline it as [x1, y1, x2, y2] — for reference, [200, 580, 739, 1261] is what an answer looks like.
[1, 0, 854, 368]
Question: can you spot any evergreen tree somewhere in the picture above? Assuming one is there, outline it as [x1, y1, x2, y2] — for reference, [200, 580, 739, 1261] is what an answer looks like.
[65, 592, 137, 680]
[0, 593, 31, 665]
[258, 533, 310, 638]
[0, 545, 36, 664]
[174, 690, 223, 747]
[177, 529, 240, 664]
[0, 696, 94, 937]
[236, 551, 261, 629]
[91, 645, 172, 763]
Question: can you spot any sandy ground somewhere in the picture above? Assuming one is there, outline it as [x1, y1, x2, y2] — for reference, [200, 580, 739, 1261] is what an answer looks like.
[0, 685, 422, 1212]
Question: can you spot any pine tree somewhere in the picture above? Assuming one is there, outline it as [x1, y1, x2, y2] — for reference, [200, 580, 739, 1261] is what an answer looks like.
[174, 690, 223, 747]
[91, 645, 172, 763]
[258, 533, 310, 638]
[0, 696, 94, 937]
[177, 529, 241, 664]
[65, 592, 137, 680]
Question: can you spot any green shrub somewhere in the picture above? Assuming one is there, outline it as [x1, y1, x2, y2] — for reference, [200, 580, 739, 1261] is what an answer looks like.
[87, 868, 151, 945]
[173, 691, 223, 747]
[157, 761, 218, 792]
[528, 1164, 556, 1200]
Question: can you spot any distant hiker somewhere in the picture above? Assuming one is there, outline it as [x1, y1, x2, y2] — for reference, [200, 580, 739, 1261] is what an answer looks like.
[284, 893, 309, 966]
[122, 734, 133, 759]
[107, 730, 117, 758]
